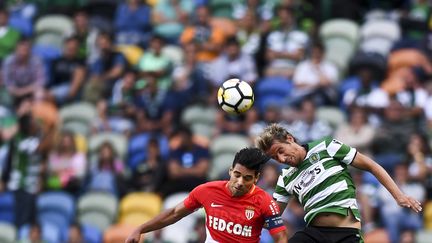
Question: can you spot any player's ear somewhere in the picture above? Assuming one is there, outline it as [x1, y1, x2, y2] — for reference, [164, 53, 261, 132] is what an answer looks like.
[254, 173, 260, 184]
[286, 135, 295, 143]
[228, 167, 233, 177]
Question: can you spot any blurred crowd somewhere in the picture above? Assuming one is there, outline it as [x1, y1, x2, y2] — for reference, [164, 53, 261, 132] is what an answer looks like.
[0, 0, 432, 242]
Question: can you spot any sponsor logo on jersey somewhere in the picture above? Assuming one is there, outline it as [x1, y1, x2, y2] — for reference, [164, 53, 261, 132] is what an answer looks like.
[211, 202, 223, 207]
[245, 206, 254, 220]
[208, 215, 253, 237]
[293, 165, 323, 194]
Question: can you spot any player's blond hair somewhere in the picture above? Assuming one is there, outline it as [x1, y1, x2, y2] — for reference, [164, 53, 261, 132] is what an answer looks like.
[255, 123, 296, 152]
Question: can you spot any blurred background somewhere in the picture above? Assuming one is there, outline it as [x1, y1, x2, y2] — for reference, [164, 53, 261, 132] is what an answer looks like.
[0, 0, 431, 242]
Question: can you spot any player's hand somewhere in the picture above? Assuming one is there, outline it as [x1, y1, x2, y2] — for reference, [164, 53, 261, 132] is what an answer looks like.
[397, 195, 422, 213]
[125, 231, 142, 243]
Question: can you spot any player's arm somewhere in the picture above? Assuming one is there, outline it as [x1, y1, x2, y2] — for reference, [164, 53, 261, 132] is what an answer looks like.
[351, 152, 422, 213]
[125, 202, 193, 243]
[271, 230, 288, 243]
[277, 201, 287, 213]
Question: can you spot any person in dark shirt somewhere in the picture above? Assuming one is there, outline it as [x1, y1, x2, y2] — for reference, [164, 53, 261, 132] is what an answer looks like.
[49, 36, 86, 104]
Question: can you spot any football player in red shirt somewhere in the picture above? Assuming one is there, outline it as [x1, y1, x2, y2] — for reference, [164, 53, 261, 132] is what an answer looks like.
[125, 147, 287, 243]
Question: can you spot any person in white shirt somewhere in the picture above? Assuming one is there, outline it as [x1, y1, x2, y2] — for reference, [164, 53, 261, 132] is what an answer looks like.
[292, 41, 339, 106]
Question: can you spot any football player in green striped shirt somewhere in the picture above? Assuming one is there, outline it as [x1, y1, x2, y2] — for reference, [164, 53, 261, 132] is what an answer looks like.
[255, 123, 422, 243]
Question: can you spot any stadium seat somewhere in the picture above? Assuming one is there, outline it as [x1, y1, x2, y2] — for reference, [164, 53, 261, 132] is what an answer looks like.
[210, 134, 251, 157]
[9, 15, 33, 37]
[115, 45, 144, 66]
[254, 76, 292, 113]
[424, 201, 432, 229]
[359, 19, 400, 56]
[34, 14, 74, 36]
[319, 19, 360, 72]
[209, 153, 236, 180]
[103, 224, 139, 243]
[82, 224, 103, 243]
[209, 134, 251, 179]
[181, 105, 217, 139]
[161, 192, 204, 243]
[62, 120, 91, 137]
[34, 31, 64, 50]
[41, 221, 62, 243]
[78, 192, 118, 232]
[88, 132, 128, 160]
[119, 192, 162, 226]
[316, 106, 347, 129]
[36, 191, 75, 241]
[416, 230, 432, 243]
[0, 222, 17, 243]
[59, 102, 97, 126]
[127, 133, 170, 171]
[0, 191, 15, 224]
[161, 45, 184, 65]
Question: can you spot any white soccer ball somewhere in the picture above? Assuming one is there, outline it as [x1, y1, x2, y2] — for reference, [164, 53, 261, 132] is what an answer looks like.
[217, 78, 254, 114]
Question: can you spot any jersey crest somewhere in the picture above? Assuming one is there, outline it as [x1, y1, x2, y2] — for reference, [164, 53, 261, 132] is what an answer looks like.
[309, 152, 320, 164]
[245, 206, 255, 220]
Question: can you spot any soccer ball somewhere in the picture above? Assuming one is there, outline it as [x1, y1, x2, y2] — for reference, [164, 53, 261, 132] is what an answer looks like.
[217, 78, 254, 114]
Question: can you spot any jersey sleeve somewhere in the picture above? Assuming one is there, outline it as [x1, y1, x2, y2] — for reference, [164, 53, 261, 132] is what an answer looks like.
[183, 184, 205, 211]
[273, 173, 290, 203]
[261, 195, 286, 235]
[326, 138, 357, 165]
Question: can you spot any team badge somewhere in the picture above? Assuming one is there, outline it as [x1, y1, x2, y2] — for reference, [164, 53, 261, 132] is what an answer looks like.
[310, 153, 320, 164]
[245, 206, 255, 220]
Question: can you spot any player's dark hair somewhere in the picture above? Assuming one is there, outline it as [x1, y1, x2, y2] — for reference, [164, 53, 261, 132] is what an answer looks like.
[232, 147, 271, 175]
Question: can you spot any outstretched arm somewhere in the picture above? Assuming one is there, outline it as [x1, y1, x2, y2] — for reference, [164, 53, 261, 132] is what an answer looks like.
[271, 230, 288, 243]
[351, 152, 422, 213]
[125, 202, 194, 243]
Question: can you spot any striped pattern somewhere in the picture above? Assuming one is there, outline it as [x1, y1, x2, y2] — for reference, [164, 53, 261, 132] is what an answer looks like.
[273, 137, 361, 224]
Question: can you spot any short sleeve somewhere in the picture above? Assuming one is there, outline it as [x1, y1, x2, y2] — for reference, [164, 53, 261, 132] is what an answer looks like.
[326, 138, 357, 165]
[272, 174, 290, 203]
[183, 184, 205, 211]
[261, 195, 285, 235]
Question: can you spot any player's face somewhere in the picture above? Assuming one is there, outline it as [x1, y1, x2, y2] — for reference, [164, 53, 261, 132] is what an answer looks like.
[267, 137, 305, 167]
[228, 164, 258, 197]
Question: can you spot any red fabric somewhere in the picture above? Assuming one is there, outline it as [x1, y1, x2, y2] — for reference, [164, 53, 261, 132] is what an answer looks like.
[184, 181, 285, 243]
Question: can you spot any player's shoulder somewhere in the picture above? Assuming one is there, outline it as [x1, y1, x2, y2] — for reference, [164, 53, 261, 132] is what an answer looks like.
[198, 180, 227, 189]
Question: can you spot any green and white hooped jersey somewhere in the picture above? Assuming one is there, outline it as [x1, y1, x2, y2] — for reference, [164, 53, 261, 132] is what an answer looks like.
[273, 137, 361, 225]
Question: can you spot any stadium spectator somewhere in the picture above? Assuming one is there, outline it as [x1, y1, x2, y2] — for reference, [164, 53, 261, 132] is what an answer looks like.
[288, 99, 333, 144]
[159, 126, 209, 197]
[334, 106, 375, 156]
[48, 36, 86, 105]
[405, 132, 431, 184]
[371, 99, 417, 173]
[67, 223, 83, 243]
[125, 147, 287, 243]
[377, 163, 425, 243]
[83, 32, 127, 103]
[291, 41, 339, 106]
[46, 131, 87, 194]
[235, 10, 261, 57]
[130, 137, 166, 192]
[133, 76, 175, 135]
[255, 123, 422, 242]
[19, 223, 44, 243]
[70, 8, 99, 63]
[114, 0, 152, 46]
[207, 37, 258, 87]
[137, 35, 172, 90]
[2, 37, 46, 107]
[86, 141, 127, 197]
[179, 5, 225, 63]
[0, 8, 21, 63]
[265, 6, 308, 78]
[152, 0, 195, 43]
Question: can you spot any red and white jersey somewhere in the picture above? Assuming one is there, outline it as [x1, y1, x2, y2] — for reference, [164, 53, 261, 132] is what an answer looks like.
[184, 181, 285, 243]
